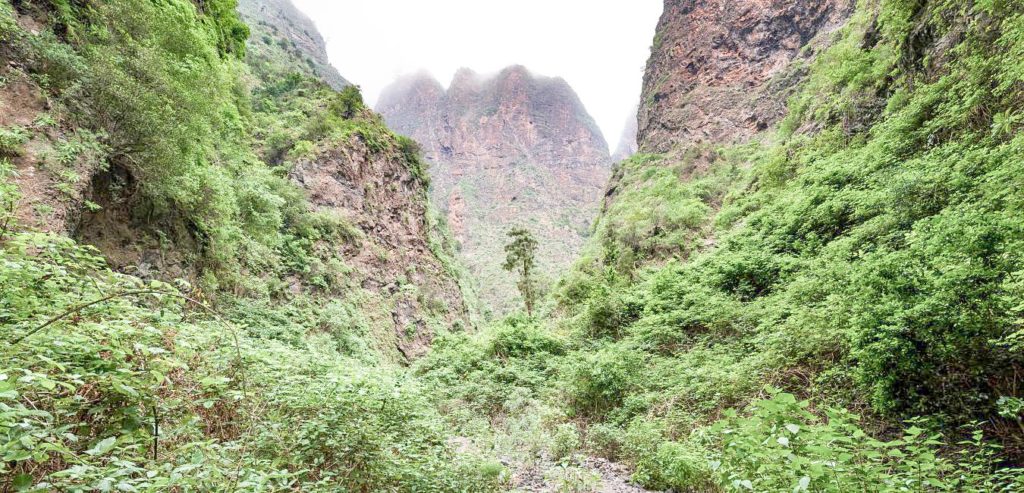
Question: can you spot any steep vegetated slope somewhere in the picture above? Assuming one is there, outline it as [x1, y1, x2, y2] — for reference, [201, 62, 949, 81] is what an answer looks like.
[417, 0, 1024, 491]
[378, 67, 612, 316]
[0, 0, 497, 490]
[237, 0, 350, 90]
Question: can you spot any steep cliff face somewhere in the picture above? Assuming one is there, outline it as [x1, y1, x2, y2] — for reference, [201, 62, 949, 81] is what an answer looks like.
[238, 0, 350, 89]
[287, 122, 471, 358]
[378, 66, 611, 314]
[638, 0, 854, 153]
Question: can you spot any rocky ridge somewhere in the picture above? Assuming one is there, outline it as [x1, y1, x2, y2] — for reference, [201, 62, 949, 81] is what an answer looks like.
[238, 0, 350, 89]
[286, 120, 471, 359]
[378, 66, 611, 314]
[1, 0, 465, 361]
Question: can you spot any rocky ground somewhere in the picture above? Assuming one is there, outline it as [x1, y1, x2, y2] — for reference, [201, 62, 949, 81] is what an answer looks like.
[512, 456, 652, 493]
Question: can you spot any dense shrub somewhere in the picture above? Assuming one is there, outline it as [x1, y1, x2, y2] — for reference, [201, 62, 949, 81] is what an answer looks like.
[0, 125, 28, 157]
[632, 441, 719, 492]
[705, 392, 1023, 492]
[541, 0, 1024, 488]
[565, 344, 643, 418]
[487, 316, 566, 359]
[0, 232, 494, 492]
[331, 84, 366, 119]
[415, 318, 564, 416]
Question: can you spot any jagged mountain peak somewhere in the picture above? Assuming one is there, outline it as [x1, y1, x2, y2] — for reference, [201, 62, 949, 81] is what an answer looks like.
[377, 71, 445, 107]
[379, 65, 609, 160]
[378, 65, 611, 314]
[390, 70, 444, 88]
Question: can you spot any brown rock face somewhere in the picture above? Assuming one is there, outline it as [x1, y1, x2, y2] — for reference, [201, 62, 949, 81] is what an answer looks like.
[288, 124, 470, 358]
[638, 0, 854, 153]
[237, 0, 350, 89]
[378, 66, 611, 315]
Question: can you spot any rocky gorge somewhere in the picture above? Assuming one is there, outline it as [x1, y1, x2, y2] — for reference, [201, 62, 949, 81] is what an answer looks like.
[378, 66, 612, 314]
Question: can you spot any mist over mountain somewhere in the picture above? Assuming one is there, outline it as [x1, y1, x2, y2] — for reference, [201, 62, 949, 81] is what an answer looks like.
[378, 66, 611, 314]
[612, 104, 640, 162]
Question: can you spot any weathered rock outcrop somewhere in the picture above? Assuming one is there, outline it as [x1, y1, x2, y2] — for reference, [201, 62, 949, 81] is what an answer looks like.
[378, 66, 611, 314]
[289, 122, 470, 358]
[238, 0, 350, 89]
[638, 0, 854, 153]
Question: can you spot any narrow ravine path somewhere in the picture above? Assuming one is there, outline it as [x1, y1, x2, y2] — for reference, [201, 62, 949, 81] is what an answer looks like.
[512, 457, 653, 493]
[451, 435, 653, 492]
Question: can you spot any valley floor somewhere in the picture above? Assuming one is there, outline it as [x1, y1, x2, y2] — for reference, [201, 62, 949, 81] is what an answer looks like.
[512, 457, 651, 493]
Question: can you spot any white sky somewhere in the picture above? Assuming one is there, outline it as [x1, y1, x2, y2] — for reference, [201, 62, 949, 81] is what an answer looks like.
[290, 0, 663, 149]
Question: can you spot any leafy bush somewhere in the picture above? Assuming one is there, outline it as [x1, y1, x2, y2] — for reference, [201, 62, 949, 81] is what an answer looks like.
[632, 441, 719, 492]
[579, 283, 642, 339]
[586, 422, 624, 460]
[487, 316, 565, 359]
[850, 208, 1024, 417]
[550, 423, 581, 460]
[0, 125, 28, 157]
[331, 84, 365, 119]
[706, 392, 1024, 492]
[0, 232, 495, 491]
[565, 344, 643, 418]
[416, 317, 563, 416]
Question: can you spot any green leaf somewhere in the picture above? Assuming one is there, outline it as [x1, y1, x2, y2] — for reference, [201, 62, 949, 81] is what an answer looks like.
[12, 474, 32, 491]
[3, 449, 32, 461]
[85, 436, 117, 456]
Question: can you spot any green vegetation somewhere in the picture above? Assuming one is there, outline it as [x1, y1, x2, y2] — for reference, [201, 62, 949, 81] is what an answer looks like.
[486, 0, 1024, 490]
[0, 0, 484, 490]
[3, 0, 1024, 490]
[503, 227, 540, 316]
[702, 392, 1020, 492]
[416, 0, 1024, 490]
[0, 125, 28, 157]
[0, 232, 500, 491]
[1, 0, 432, 295]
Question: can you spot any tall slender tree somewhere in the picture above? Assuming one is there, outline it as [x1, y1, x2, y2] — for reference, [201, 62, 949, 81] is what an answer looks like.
[503, 227, 539, 316]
